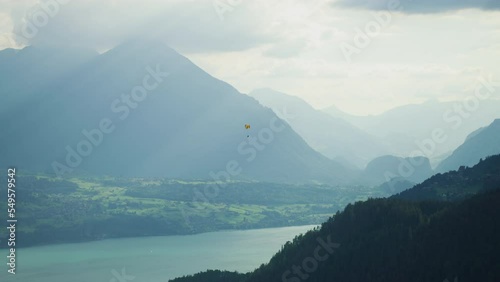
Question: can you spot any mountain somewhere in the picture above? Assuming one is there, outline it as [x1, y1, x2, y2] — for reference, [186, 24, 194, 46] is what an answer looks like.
[436, 119, 500, 173]
[364, 155, 434, 185]
[321, 104, 363, 122]
[0, 41, 355, 183]
[323, 100, 500, 165]
[249, 88, 389, 168]
[0, 45, 98, 113]
[169, 155, 500, 282]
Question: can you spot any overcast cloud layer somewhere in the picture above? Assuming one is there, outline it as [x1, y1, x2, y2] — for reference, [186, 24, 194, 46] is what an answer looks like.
[0, 0, 499, 115]
[333, 0, 500, 13]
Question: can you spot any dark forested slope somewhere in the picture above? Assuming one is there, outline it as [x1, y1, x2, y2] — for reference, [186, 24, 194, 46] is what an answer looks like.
[396, 154, 500, 202]
[170, 155, 500, 282]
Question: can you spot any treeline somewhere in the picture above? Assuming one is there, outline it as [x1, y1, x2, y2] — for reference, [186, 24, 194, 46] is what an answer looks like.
[170, 270, 248, 282]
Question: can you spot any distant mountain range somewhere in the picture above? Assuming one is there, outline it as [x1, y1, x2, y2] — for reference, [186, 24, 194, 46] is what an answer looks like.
[0, 41, 354, 183]
[436, 119, 500, 173]
[249, 89, 500, 170]
[365, 118, 500, 188]
[1, 42, 497, 185]
[323, 100, 500, 165]
[249, 88, 389, 168]
[364, 155, 433, 185]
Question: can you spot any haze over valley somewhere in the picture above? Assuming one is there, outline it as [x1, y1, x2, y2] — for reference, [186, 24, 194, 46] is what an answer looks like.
[0, 1, 499, 281]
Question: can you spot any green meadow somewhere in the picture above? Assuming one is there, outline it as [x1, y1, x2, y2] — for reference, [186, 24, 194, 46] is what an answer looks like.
[0, 175, 384, 247]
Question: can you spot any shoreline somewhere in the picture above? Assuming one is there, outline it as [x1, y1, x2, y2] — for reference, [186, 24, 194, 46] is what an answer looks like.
[0, 224, 320, 250]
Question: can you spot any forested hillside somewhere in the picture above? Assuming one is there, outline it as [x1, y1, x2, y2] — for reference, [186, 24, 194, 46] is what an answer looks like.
[396, 155, 500, 201]
[170, 155, 500, 282]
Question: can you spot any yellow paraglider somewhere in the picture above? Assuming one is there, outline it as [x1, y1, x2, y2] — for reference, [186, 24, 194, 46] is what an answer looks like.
[245, 124, 251, 138]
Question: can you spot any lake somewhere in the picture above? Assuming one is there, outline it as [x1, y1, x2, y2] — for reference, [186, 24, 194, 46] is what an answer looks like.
[1, 225, 316, 282]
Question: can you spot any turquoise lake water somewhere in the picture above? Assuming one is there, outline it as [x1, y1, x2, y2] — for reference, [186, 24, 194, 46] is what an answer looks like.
[0, 225, 316, 282]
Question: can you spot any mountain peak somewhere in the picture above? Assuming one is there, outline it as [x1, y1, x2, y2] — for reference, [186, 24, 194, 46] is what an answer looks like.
[97, 38, 205, 78]
[114, 38, 172, 50]
[107, 38, 180, 58]
[1, 41, 353, 183]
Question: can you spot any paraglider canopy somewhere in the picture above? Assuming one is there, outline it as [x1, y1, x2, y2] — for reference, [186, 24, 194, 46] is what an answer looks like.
[245, 124, 251, 138]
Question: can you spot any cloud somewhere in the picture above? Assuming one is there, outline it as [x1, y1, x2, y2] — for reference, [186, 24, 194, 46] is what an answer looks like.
[332, 0, 500, 13]
[263, 40, 307, 58]
[4, 0, 336, 54]
[1, 0, 499, 115]
[6, 0, 275, 53]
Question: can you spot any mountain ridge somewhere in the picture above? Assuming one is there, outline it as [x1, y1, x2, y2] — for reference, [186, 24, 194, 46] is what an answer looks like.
[249, 88, 389, 168]
[323, 99, 500, 164]
[0, 42, 355, 183]
[436, 119, 500, 173]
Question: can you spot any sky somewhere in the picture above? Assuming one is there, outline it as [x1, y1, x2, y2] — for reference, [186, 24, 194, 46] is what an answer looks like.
[0, 0, 499, 115]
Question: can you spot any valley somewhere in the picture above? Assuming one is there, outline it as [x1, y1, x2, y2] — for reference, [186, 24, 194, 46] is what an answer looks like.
[0, 175, 383, 247]
[1, 3, 499, 280]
